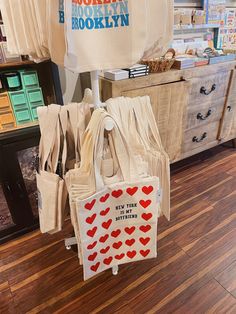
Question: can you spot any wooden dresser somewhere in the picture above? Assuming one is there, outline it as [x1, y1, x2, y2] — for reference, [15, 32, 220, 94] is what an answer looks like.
[101, 61, 236, 163]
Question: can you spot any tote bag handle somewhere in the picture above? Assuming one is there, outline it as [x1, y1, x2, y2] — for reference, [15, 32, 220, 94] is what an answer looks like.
[91, 110, 139, 191]
[37, 104, 62, 173]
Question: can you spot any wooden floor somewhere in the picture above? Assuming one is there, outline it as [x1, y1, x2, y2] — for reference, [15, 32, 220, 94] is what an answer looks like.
[1, 145, 236, 314]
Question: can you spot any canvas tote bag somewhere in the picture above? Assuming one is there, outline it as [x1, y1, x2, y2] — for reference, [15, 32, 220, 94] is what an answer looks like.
[106, 96, 170, 220]
[37, 105, 67, 234]
[64, 0, 173, 72]
[67, 109, 159, 280]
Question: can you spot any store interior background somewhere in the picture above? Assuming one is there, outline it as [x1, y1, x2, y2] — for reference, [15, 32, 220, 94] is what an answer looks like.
[59, 0, 236, 104]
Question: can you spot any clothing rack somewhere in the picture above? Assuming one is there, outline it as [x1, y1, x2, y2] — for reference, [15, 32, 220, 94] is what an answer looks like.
[64, 70, 118, 276]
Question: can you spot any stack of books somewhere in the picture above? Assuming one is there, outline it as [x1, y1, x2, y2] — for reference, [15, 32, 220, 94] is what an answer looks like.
[173, 57, 195, 69]
[123, 64, 149, 78]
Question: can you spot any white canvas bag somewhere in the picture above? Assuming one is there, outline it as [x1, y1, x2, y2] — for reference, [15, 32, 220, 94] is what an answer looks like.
[106, 96, 170, 220]
[37, 105, 67, 234]
[72, 109, 159, 280]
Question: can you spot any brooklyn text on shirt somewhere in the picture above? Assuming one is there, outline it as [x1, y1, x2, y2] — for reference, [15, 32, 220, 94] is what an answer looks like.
[59, 0, 65, 23]
[71, 0, 130, 30]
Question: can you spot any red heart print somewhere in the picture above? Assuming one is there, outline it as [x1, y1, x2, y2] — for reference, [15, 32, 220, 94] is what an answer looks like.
[112, 190, 123, 198]
[140, 249, 150, 257]
[142, 186, 154, 195]
[100, 207, 110, 216]
[87, 241, 97, 250]
[87, 226, 97, 238]
[139, 200, 151, 209]
[88, 252, 97, 262]
[102, 219, 112, 230]
[104, 256, 113, 265]
[126, 187, 138, 196]
[90, 262, 100, 272]
[115, 253, 125, 260]
[140, 225, 151, 233]
[142, 213, 153, 221]
[99, 234, 109, 243]
[86, 213, 97, 224]
[85, 199, 96, 210]
[113, 241, 122, 249]
[125, 239, 135, 247]
[139, 237, 150, 246]
[111, 229, 121, 238]
[100, 193, 110, 203]
[100, 246, 110, 254]
[125, 226, 135, 235]
[127, 251, 137, 259]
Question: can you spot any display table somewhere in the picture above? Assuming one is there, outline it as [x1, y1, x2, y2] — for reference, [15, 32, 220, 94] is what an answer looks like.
[101, 61, 236, 162]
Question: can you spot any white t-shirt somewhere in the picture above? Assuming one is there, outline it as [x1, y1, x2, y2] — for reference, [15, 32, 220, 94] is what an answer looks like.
[64, 0, 173, 73]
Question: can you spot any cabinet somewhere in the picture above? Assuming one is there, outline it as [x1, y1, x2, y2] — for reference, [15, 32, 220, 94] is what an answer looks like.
[0, 60, 62, 243]
[121, 81, 189, 161]
[0, 126, 40, 244]
[101, 61, 236, 162]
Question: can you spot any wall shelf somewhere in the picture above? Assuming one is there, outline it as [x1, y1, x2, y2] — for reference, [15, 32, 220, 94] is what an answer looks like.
[174, 24, 221, 31]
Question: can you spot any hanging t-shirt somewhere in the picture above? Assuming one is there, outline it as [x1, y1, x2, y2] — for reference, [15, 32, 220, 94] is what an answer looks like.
[64, 0, 173, 73]
[144, 0, 174, 60]
[47, 0, 66, 66]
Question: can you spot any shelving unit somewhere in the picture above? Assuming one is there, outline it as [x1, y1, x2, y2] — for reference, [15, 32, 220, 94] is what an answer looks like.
[0, 121, 38, 134]
[174, 23, 220, 31]
[0, 58, 62, 244]
[0, 60, 35, 69]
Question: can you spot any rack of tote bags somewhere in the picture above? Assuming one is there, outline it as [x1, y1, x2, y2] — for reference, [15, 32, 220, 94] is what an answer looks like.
[1, 0, 173, 281]
[36, 72, 170, 281]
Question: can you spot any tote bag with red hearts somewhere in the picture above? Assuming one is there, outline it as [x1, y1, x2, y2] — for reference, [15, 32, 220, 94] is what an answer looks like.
[74, 109, 160, 280]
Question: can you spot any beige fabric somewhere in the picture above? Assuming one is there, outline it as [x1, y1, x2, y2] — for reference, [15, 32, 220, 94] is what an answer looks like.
[47, 0, 66, 66]
[143, 0, 174, 59]
[37, 104, 67, 234]
[0, 0, 18, 53]
[0, 0, 50, 61]
[66, 109, 159, 279]
[64, 0, 173, 72]
[106, 96, 170, 221]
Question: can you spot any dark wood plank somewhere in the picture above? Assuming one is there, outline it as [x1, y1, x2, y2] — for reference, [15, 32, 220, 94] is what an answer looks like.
[158, 279, 236, 314]
[215, 260, 236, 298]
[0, 145, 235, 314]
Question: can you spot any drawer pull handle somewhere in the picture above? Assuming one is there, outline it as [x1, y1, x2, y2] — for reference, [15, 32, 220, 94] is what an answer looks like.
[197, 110, 212, 120]
[200, 84, 216, 95]
[227, 105, 232, 112]
[192, 132, 207, 143]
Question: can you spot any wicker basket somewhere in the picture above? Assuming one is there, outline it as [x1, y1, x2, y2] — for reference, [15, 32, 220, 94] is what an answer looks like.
[141, 49, 176, 73]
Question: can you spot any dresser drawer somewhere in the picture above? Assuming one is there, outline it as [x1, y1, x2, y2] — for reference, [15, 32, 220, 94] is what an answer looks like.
[186, 98, 225, 130]
[183, 121, 219, 153]
[189, 71, 230, 106]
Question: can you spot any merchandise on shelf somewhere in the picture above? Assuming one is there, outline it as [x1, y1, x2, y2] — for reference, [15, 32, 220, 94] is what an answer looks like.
[0, 69, 44, 127]
[192, 10, 206, 25]
[216, 9, 236, 49]
[203, 0, 226, 25]
[0, 92, 16, 130]
[0, 42, 21, 63]
[2, 71, 22, 91]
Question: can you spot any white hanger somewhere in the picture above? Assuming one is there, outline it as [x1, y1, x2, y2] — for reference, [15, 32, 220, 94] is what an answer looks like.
[90, 70, 114, 132]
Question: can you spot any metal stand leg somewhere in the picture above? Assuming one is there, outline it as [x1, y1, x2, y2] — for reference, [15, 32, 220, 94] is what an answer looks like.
[112, 265, 119, 275]
[65, 237, 77, 250]
[232, 139, 236, 148]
